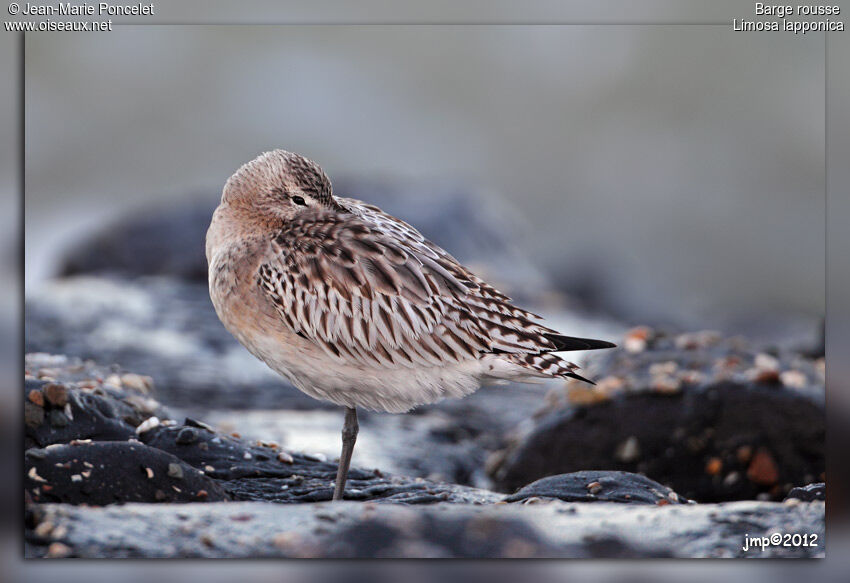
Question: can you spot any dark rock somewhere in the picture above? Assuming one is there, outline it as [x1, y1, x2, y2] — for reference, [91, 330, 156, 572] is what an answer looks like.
[490, 330, 825, 502]
[22, 354, 502, 505]
[142, 423, 499, 504]
[505, 471, 689, 505]
[25, 441, 229, 504]
[785, 483, 825, 502]
[59, 195, 214, 282]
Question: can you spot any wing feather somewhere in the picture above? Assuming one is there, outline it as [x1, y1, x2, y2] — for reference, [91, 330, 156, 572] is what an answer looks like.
[258, 205, 564, 369]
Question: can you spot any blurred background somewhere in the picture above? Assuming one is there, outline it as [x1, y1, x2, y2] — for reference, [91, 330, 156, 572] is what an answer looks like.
[24, 24, 824, 338]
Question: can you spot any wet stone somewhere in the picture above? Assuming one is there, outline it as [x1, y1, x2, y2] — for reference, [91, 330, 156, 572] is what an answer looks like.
[25, 401, 45, 429]
[28, 389, 45, 407]
[505, 472, 690, 505]
[43, 383, 69, 407]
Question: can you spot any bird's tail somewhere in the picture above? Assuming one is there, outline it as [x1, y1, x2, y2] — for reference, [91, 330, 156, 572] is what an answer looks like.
[505, 352, 597, 385]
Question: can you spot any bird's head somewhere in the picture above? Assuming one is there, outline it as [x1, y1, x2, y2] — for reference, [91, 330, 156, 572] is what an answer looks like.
[221, 150, 341, 223]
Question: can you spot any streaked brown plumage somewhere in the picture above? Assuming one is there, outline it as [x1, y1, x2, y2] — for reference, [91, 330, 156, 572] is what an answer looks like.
[206, 149, 615, 499]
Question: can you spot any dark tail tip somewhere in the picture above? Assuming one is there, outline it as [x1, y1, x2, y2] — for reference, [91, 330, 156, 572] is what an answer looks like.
[546, 334, 617, 352]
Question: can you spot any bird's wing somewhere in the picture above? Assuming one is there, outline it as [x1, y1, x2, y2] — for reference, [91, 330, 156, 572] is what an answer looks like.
[257, 206, 561, 369]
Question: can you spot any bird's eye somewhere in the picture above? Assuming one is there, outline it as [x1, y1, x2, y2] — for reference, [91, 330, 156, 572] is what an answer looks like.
[291, 195, 307, 206]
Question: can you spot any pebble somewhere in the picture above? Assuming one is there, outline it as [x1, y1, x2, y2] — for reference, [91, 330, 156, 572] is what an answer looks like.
[46, 542, 72, 558]
[747, 449, 780, 485]
[104, 374, 123, 387]
[615, 436, 641, 463]
[567, 384, 610, 406]
[587, 481, 603, 495]
[27, 389, 45, 407]
[167, 463, 184, 479]
[120, 373, 153, 394]
[780, 370, 808, 389]
[43, 383, 69, 407]
[754, 353, 780, 371]
[736, 445, 753, 463]
[624, 327, 652, 353]
[595, 375, 626, 396]
[136, 416, 161, 435]
[28, 467, 47, 483]
[185, 417, 215, 432]
[652, 375, 682, 394]
[705, 457, 723, 476]
[37, 368, 61, 380]
[277, 451, 294, 464]
[34, 521, 55, 538]
[25, 402, 45, 429]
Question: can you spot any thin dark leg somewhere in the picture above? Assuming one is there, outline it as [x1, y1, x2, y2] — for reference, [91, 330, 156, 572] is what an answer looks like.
[333, 406, 358, 501]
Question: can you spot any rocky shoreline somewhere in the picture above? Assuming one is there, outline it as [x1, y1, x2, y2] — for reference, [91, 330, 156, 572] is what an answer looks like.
[24, 350, 825, 558]
[24, 185, 825, 558]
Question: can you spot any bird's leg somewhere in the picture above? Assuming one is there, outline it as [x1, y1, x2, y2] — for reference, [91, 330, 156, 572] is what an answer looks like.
[332, 406, 358, 501]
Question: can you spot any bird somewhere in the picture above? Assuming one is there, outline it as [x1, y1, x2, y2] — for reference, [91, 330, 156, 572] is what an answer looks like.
[206, 149, 616, 501]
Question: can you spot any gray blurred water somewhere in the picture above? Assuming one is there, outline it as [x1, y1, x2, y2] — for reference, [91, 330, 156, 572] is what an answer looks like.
[24, 25, 824, 334]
